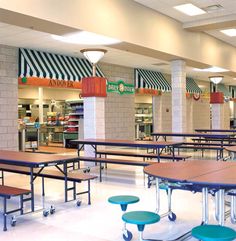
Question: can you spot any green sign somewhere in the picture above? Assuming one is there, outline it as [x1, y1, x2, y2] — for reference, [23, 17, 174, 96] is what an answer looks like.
[107, 80, 134, 95]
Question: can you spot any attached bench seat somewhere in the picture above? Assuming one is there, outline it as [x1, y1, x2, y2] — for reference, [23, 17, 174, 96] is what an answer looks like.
[0, 185, 31, 231]
[178, 143, 224, 160]
[0, 164, 97, 205]
[96, 150, 191, 161]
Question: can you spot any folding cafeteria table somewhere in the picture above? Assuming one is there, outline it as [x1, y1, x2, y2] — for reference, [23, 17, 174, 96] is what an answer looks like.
[151, 131, 234, 142]
[71, 138, 183, 162]
[0, 150, 80, 211]
[144, 160, 236, 240]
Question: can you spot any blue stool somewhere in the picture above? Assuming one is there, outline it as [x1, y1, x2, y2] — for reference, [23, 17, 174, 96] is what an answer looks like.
[192, 225, 236, 241]
[122, 211, 160, 241]
[108, 195, 140, 241]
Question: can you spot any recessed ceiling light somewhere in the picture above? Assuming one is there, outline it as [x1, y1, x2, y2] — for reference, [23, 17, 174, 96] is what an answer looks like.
[51, 31, 121, 45]
[193, 66, 229, 73]
[174, 3, 206, 16]
[220, 29, 236, 37]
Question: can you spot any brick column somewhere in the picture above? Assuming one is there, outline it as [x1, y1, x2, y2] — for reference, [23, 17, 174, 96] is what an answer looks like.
[82, 77, 106, 164]
[211, 104, 224, 129]
[171, 60, 186, 138]
[84, 97, 105, 159]
[152, 95, 162, 132]
[0, 45, 18, 150]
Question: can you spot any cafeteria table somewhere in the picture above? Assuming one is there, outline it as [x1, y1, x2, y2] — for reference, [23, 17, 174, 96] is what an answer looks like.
[151, 131, 235, 142]
[0, 150, 80, 212]
[144, 160, 236, 240]
[71, 138, 183, 162]
[195, 129, 236, 133]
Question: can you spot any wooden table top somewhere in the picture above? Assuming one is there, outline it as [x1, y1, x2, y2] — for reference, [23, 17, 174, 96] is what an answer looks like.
[195, 129, 236, 133]
[0, 150, 78, 167]
[71, 139, 183, 148]
[144, 160, 236, 187]
[151, 132, 234, 139]
[225, 146, 236, 152]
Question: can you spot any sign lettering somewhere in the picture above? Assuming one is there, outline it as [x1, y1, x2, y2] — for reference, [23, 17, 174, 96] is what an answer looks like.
[107, 80, 134, 95]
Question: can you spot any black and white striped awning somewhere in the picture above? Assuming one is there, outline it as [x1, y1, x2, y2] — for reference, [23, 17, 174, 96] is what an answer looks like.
[230, 86, 236, 98]
[217, 84, 230, 97]
[19, 48, 104, 81]
[135, 69, 171, 92]
[186, 77, 202, 94]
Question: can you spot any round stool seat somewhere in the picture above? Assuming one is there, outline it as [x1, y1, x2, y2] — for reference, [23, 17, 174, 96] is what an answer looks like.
[108, 195, 140, 212]
[192, 225, 236, 241]
[122, 211, 160, 231]
[108, 195, 139, 205]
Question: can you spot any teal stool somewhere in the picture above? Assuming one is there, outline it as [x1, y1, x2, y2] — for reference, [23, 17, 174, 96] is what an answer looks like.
[192, 225, 236, 241]
[108, 195, 140, 241]
[122, 211, 160, 241]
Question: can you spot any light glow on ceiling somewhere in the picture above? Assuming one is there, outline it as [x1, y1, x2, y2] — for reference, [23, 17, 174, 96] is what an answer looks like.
[174, 3, 206, 16]
[220, 29, 236, 37]
[193, 66, 229, 73]
[51, 31, 121, 45]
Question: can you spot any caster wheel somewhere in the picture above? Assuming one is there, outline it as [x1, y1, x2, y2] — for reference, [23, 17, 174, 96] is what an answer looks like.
[43, 210, 49, 217]
[11, 217, 16, 227]
[168, 212, 177, 221]
[123, 230, 132, 241]
[50, 206, 55, 215]
[76, 200, 82, 207]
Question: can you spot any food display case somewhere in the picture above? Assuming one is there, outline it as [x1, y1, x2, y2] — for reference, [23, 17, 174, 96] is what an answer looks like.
[135, 103, 153, 140]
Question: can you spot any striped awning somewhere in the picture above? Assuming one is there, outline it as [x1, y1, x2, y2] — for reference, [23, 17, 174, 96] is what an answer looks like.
[186, 77, 202, 94]
[230, 85, 236, 98]
[217, 84, 230, 97]
[19, 48, 104, 81]
[135, 69, 171, 92]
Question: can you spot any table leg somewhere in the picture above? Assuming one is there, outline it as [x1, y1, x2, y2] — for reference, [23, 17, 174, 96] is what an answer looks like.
[157, 148, 160, 163]
[155, 178, 160, 213]
[215, 191, 220, 222]
[218, 189, 225, 226]
[63, 162, 68, 202]
[230, 191, 236, 223]
[202, 187, 209, 224]
[30, 167, 34, 212]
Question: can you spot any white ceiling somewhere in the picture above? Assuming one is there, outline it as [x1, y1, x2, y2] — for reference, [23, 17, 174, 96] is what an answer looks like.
[134, 0, 236, 47]
[0, 0, 236, 85]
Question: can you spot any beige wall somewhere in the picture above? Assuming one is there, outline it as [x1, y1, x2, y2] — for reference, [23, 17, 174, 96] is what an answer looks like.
[1, 0, 236, 72]
[100, 63, 135, 140]
[0, 45, 18, 150]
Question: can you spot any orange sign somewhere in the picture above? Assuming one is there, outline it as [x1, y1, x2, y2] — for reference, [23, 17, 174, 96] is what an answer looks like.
[136, 88, 161, 96]
[18, 77, 82, 89]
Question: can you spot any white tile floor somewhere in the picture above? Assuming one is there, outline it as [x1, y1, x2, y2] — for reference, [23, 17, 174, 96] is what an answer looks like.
[0, 150, 235, 241]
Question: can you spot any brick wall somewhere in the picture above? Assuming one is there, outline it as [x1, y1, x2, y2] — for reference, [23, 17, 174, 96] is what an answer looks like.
[100, 63, 135, 140]
[0, 45, 18, 150]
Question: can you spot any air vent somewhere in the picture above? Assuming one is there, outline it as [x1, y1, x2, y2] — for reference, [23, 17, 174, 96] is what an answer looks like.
[152, 63, 168, 66]
[203, 4, 224, 13]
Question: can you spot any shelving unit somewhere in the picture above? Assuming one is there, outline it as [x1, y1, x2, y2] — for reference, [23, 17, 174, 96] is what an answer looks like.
[135, 103, 153, 140]
[63, 100, 83, 148]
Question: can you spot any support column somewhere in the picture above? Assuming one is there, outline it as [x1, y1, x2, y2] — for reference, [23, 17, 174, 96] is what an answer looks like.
[211, 104, 224, 129]
[210, 92, 225, 129]
[152, 95, 162, 132]
[82, 77, 107, 163]
[38, 87, 44, 123]
[84, 97, 105, 158]
[171, 60, 187, 136]
[186, 97, 194, 132]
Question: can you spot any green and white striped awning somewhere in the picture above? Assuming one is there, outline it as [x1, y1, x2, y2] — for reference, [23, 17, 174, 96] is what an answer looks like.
[186, 77, 202, 94]
[135, 68, 171, 92]
[19, 48, 104, 81]
[230, 86, 236, 98]
[217, 83, 230, 97]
